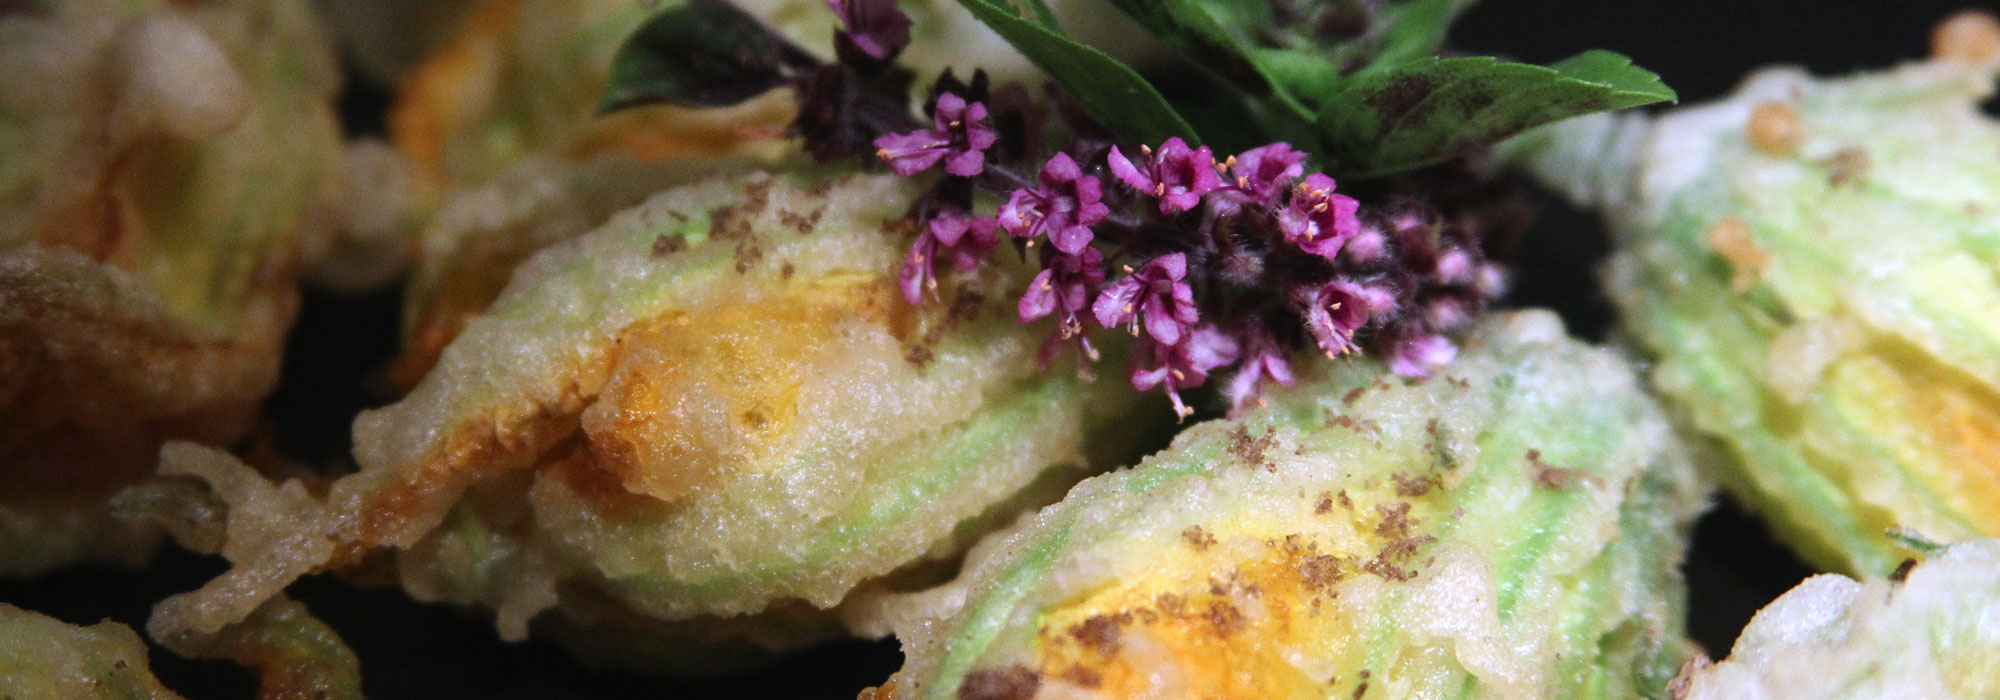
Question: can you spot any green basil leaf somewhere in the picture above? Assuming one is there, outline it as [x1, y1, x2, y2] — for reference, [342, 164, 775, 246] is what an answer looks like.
[952, 0, 1200, 146]
[597, 2, 792, 114]
[1365, 0, 1478, 68]
[1318, 50, 1675, 177]
[1097, 0, 1479, 126]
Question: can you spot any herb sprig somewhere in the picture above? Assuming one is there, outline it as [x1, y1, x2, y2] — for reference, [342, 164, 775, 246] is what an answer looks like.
[598, 0, 1672, 417]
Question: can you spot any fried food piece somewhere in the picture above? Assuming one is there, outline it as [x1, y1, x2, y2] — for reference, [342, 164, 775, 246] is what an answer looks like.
[0, 604, 185, 700]
[150, 172, 1161, 671]
[390, 154, 774, 389]
[1669, 539, 2000, 699]
[859, 311, 1706, 700]
[387, 0, 1044, 195]
[0, 0, 341, 575]
[0, 597, 361, 700]
[1503, 29, 2000, 575]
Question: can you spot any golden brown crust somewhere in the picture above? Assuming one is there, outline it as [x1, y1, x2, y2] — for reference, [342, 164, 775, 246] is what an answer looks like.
[0, 251, 295, 503]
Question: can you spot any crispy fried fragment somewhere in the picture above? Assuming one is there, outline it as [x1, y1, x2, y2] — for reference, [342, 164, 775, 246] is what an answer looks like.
[1515, 49, 2000, 574]
[156, 173, 1159, 671]
[0, 0, 339, 575]
[151, 596, 362, 700]
[873, 312, 1706, 700]
[1672, 539, 2000, 699]
[0, 605, 183, 700]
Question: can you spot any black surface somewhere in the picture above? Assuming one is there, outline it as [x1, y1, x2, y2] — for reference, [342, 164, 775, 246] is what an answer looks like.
[7, 1, 1986, 697]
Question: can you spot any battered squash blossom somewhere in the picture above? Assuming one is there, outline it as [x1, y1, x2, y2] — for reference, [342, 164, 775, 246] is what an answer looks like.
[134, 0, 1686, 683]
[854, 312, 1706, 700]
[0, 597, 361, 700]
[0, 0, 342, 575]
[1671, 539, 2000, 699]
[1503, 13, 2000, 575]
[143, 172, 1161, 674]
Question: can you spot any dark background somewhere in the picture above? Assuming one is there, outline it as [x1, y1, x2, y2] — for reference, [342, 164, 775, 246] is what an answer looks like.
[4, 2, 1987, 697]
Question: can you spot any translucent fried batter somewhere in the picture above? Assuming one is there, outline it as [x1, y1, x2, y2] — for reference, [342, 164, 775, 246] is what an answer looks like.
[151, 172, 1162, 671]
[390, 154, 775, 389]
[1670, 539, 2000, 700]
[0, 597, 360, 700]
[0, 0, 341, 575]
[1505, 38, 2000, 575]
[0, 604, 185, 700]
[861, 312, 1707, 700]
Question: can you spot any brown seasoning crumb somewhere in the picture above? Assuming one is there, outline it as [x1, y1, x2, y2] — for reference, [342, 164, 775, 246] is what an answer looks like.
[1182, 525, 1217, 550]
[650, 235, 684, 256]
[1068, 615, 1123, 656]
[1746, 101, 1802, 156]
[1821, 147, 1871, 187]
[1061, 665, 1103, 688]
[1890, 557, 1918, 583]
[1205, 600, 1247, 636]
[959, 666, 1041, 700]
[1705, 216, 1768, 293]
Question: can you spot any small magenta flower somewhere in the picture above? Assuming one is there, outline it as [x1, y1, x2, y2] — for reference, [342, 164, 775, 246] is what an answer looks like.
[1092, 253, 1197, 346]
[1304, 279, 1394, 357]
[1019, 245, 1105, 331]
[1107, 137, 1224, 214]
[826, 0, 911, 60]
[873, 94, 998, 177]
[1388, 331, 1458, 378]
[1225, 142, 1307, 205]
[1131, 325, 1239, 419]
[900, 210, 999, 304]
[999, 152, 1108, 254]
[1279, 173, 1361, 260]
[1224, 329, 1294, 413]
[1020, 246, 1106, 370]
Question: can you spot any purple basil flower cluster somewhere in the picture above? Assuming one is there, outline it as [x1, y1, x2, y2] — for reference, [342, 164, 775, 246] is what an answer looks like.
[798, 0, 1508, 419]
[870, 92, 1505, 419]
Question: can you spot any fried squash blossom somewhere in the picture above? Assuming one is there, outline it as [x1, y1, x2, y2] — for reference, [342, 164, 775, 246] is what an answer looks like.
[1, 597, 361, 700]
[1506, 36, 2000, 575]
[1671, 539, 2000, 700]
[0, 0, 341, 575]
[149, 171, 1160, 671]
[862, 312, 1706, 700]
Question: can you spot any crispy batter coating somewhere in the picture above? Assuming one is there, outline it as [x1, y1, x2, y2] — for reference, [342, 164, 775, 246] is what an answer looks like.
[0, 0, 340, 576]
[0, 604, 185, 700]
[863, 312, 1707, 700]
[1507, 47, 2000, 575]
[1670, 539, 2000, 699]
[151, 172, 1160, 671]
[0, 597, 360, 700]
[390, 154, 776, 389]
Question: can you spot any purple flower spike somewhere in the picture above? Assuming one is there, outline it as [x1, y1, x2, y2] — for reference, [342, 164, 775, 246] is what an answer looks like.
[827, 0, 911, 60]
[1092, 253, 1198, 346]
[900, 210, 999, 303]
[1107, 138, 1224, 214]
[873, 93, 998, 177]
[1226, 142, 1307, 205]
[1131, 326, 1239, 420]
[1278, 173, 1362, 261]
[1388, 332, 1458, 378]
[1224, 330, 1295, 414]
[1305, 279, 1394, 357]
[999, 152, 1108, 254]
